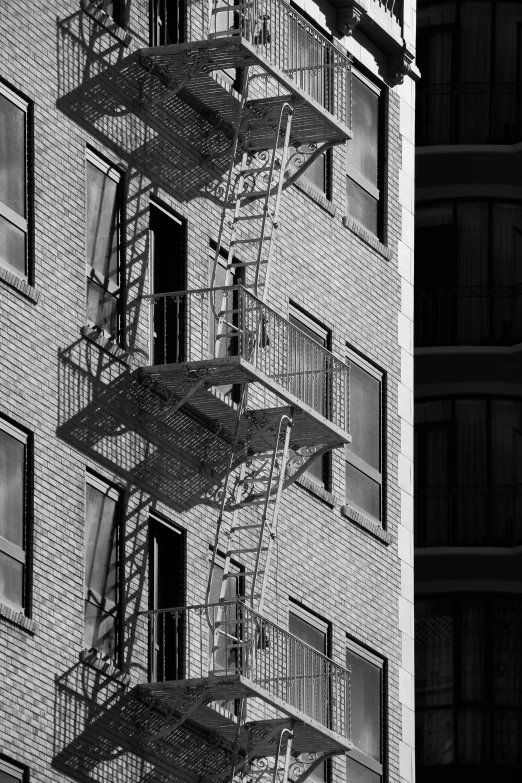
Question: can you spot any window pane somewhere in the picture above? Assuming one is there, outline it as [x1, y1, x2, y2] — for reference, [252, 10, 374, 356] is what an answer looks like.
[0, 213, 26, 276]
[415, 598, 453, 708]
[0, 428, 25, 548]
[0, 549, 23, 609]
[0, 93, 25, 218]
[345, 756, 381, 783]
[346, 650, 381, 761]
[86, 162, 119, 284]
[345, 461, 380, 521]
[346, 363, 380, 470]
[86, 279, 118, 338]
[289, 612, 326, 654]
[416, 707, 454, 766]
[347, 77, 378, 187]
[461, 599, 485, 701]
[346, 177, 378, 236]
[84, 483, 118, 657]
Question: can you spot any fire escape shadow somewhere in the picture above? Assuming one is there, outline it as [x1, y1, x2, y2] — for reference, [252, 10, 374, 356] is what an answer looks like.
[57, 340, 233, 511]
[52, 662, 234, 783]
[56, 9, 233, 204]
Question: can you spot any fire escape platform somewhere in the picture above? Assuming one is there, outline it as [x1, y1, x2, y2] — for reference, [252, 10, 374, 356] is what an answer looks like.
[138, 674, 352, 755]
[139, 37, 352, 148]
[141, 357, 349, 450]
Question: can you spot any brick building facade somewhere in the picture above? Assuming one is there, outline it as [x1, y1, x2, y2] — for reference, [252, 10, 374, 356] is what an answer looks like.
[0, 2, 416, 783]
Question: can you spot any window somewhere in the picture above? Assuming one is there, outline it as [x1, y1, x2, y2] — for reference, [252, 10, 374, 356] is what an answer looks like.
[289, 306, 330, 488]
[150, 202, 185, 364]
[346, 69, 382, 237]
[0, 82, 28, 279]
[0, 419, 28, 614]
[208, 551, 242, 713]
[289, 602, 329, 783]
[417, 1, 522, 145]
[86, 150, 121, 340]
[416, 594, 522, 772]
[149, 515, 184, 681]
[150, 0, 184, 45]
[84, 473, 121, 660]
[95, 1, 124, 25]
[0, 758, 25, 783]
[345, 351, 383, 524]
[345, 640, 384, 783]
[415, 396, 522, 546]
[416, 201, 522, 347]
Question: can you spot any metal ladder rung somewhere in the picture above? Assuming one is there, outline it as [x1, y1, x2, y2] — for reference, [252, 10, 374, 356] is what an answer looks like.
[238, 593, 262, 601]
[233, 213, 267, 222]
[230, 237, 270, 246]
[240, 476, 272, 484]
[223, 570, 264, 579]
[230, 523, 263, 531]
[230, 259, 269, 267]
[228, 546, 269, 555]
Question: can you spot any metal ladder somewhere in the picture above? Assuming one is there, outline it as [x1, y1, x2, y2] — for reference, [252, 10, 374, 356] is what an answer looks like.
[210, 67, 294, 302]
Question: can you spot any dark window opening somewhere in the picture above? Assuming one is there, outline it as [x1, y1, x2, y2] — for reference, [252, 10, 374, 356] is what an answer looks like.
[150, 0, 184, 45]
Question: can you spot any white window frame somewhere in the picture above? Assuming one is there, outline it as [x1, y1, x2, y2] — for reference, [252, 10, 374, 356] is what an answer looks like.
[85, 148, 122, 339]
[345, 637, 384, 777]
[0, 82, 29, 279]
[345, 348, 383, 524]
[0, 417, 29, 613]
[0, 758, 25, 783]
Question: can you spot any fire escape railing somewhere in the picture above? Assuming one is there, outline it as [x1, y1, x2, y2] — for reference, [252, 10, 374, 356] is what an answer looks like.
[145, 601, 351, 738]
[147, 285, 350, 431]
[209, 0, 351, 126]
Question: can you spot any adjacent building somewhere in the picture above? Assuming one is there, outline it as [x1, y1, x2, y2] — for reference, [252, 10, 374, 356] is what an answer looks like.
[0, 2, 416, 783]
[415, 1, 522, 780]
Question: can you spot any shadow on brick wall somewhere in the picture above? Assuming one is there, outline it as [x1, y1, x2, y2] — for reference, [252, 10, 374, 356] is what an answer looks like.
[52, 660, 232, 783]
[56, 9, 233, 203]
[57, 339, 232, 511]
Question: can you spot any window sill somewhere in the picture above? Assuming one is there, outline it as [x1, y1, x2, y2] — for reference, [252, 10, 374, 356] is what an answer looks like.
[79, 649, 131, 684]
[294, 177, 336, 216]
[342, 216, 392, 260]
[341, 504, 392, 545]
[81, 325, 130, 363]
[0, 601, 38, 634]
[296, 475, 336, 506]
[80, 0, 132, 46]
[0, 265, 40, 303]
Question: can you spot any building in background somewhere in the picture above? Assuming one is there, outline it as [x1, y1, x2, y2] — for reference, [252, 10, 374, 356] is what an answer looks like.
[0, 2, 416, 783]
[415, 1, 522, 781]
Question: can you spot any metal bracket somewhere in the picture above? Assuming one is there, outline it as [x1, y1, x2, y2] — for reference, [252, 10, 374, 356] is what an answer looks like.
[289, 751, 339, 783]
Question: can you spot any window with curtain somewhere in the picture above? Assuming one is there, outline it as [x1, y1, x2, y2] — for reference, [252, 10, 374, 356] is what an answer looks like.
[415, 397, 522, 546]
[416, 595, 522, 772]
[288, 307, 330, 488]
[415, 201, 522, 346]
[345, 641, 384, 783]
[344, 351, 383, 525]
[0, 418, 28, 614]
[84, 474, 120, 660]
[417, 1, 522, 145]
[86, 151, 121, 341]
[0, 82, 28, 279]
[346, 69, 382, 237]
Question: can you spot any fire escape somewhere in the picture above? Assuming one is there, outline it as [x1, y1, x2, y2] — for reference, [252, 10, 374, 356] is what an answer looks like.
[132, 0, 354, 779]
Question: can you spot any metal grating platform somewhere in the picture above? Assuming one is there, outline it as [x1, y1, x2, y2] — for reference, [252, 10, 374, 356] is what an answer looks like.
[139, 37, 352, 149]
[140, 358, 349, 450]
[138, 675, 352, 756]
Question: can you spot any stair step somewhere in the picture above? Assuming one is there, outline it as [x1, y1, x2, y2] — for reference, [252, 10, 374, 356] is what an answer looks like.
[230, 259, 269, 267]
[231, 523, 263, 531]
[233, 213, 267, 222]
[240, 476, 271, 484]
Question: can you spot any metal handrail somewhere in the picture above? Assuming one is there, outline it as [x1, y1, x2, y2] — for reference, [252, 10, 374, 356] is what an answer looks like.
[145, 600, 350, 738]
[146, 285, 350, 431]
[209, 0, 351, 125]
